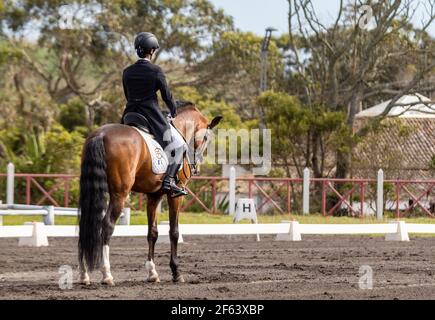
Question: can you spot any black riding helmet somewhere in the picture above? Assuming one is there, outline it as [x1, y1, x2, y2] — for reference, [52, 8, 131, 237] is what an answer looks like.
[134, 32, 160, 58]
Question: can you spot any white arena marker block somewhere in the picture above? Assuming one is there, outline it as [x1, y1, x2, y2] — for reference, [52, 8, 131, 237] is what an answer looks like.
[385, 221, 409, 242]
[275, 220, 302, 241]
[18, 222, 49, 247]
[234, 199, 260, 241]
[234, 199, 258, 223]
[157, 221, 184, 244]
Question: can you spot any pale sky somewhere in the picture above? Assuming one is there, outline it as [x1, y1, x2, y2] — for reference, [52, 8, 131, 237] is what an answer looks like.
[210, 0, 435, 36]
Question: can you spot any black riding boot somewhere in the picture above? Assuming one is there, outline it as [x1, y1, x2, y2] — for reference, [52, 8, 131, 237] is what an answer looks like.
[162, 148, 188, 198]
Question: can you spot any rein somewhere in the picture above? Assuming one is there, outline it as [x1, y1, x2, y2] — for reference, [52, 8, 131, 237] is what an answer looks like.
[172, 120, 212, 179]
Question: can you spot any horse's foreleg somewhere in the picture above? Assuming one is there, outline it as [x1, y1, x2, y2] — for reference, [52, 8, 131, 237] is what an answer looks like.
[100, 193, 127, 286]
[146, 193, 162, 283]
[168, 196, 184, 283]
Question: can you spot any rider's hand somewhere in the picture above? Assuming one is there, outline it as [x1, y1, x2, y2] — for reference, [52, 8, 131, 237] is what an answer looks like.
[168, 113, 176, 121]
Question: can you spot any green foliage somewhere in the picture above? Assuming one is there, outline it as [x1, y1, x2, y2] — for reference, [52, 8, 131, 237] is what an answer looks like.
[173, 86, 245, 129]
[0, 124, 84, 174]
[0, 122, 84, 205]
[216, 193, 229, 214]
[59, 98, 87, 131]
[0, 0, 234, 130]
[1, 0, 432, 183]
[429, 155, 435, 171]
[259, 91, 349, 177]
[195, 31, 284, 119]
[97, 0, 233, 63]
[0, 41, 22, 66]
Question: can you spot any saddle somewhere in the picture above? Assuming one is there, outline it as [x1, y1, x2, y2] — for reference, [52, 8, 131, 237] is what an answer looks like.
[123, 112, 187, 175]
[123, 112, 152, 134]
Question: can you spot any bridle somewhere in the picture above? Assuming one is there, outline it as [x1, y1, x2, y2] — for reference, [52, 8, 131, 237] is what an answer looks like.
[185, 125, 212, 177]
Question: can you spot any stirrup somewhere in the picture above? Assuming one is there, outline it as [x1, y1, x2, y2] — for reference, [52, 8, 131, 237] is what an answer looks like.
[169, 187, 188, 198]
[161, 178, 188, 198]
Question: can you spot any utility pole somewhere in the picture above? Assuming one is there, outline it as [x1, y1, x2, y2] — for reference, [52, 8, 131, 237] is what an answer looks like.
[257, 28, 276, 209]
[258, 27, 277, 131]
[260, 27, 277, 93]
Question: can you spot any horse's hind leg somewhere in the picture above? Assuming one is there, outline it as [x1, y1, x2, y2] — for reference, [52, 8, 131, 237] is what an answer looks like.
[146, 193, 163, 283]
[79, 259, 90, 285]
[100, 193, 128, 286]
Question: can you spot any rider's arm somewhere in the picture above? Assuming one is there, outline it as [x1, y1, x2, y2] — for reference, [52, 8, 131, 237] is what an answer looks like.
[156, 68, 177, 118]
[122, 71, 129, 101]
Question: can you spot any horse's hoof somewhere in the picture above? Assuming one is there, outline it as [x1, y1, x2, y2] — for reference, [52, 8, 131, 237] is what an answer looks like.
[80, 279, 91, 286]
[79, 275, 91, 286]
[147, 274, 160, 283]
[102, 278, 115, 286]
[173, 275, 185, 283]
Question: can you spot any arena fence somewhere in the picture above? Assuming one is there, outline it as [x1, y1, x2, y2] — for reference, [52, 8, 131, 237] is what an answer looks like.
[0, 164, 434, 218]
[0, 203, 131, 226]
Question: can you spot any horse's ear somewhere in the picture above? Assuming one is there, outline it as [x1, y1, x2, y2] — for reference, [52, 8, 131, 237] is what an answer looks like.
[208, 116, 223, 129]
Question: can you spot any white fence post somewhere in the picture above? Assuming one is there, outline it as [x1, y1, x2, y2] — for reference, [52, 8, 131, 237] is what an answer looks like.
[119, 208, 131, 225]
[377, 169, 384, 220]
[303, 168, 310, 215]
[229, 166, 236, 216]
[7, 163, 14, 205]
[43, 206, 55, 225]
[156, 200, 162, 214]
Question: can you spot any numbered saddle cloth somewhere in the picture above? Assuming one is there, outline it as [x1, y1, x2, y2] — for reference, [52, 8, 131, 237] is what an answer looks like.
[132, 125, 186, 174]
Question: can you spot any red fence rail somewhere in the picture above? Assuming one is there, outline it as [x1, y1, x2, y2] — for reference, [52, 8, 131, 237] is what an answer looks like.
[0, 173, 434, 217]
[0, 173, 76, 208]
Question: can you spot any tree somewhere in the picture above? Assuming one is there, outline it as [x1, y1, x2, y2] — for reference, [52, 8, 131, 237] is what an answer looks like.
[259, 91, 349, 178]
[0, 124, 84, 174]
[1, 0, 234, 127]
[285, 0, 435, 179]
[193, 31, 284, 119]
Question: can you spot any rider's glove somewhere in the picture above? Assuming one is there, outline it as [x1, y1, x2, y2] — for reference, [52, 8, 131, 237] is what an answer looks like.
[168, 113, 176, 122]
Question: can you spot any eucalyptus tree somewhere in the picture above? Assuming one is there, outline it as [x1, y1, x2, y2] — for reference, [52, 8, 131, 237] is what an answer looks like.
[1, 0, 233, 126]
[284, 0, 435, 179]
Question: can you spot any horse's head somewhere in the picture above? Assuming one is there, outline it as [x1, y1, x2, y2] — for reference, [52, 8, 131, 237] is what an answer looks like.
[174, 101, 223, 173]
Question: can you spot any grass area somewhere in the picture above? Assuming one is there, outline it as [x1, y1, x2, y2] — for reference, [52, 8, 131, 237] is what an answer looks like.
[1, 211, 434, 226]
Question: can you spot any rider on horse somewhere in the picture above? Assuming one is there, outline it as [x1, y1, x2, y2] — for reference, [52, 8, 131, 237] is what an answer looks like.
[121, 32, 188, 198]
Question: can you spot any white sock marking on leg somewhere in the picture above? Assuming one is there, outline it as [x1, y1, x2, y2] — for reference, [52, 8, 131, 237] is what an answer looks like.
[101, 245, 112, 279]
[145, 260, 159, 279]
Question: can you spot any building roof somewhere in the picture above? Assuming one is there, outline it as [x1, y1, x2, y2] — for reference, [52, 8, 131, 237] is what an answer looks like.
[356, 93, 435, 119]
[353, 118, 435, 175]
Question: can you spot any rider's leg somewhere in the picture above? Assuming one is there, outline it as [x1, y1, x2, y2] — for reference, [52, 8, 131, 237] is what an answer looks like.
[135, 103, 187, 197]
[162, 144, 188, 198]
[137, 103, 171, 149]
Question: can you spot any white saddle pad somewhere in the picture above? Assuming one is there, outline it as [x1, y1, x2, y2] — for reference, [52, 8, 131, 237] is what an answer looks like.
[132, 125, 186, 175]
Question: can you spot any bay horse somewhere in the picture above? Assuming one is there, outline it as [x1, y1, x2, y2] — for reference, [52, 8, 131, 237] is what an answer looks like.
[78, 103, 222, 285]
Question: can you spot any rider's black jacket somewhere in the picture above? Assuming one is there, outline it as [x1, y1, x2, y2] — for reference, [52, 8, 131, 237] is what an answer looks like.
[122, 59, 177, 117]
[121, 59, 177, 149]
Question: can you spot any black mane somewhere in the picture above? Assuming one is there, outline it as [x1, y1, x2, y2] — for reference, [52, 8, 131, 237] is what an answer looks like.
[176, 100, 196, 110]
[162, 100, 196, 117]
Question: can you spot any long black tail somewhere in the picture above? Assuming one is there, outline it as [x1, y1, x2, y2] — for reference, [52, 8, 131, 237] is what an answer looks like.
[78, 135, 108, 271]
